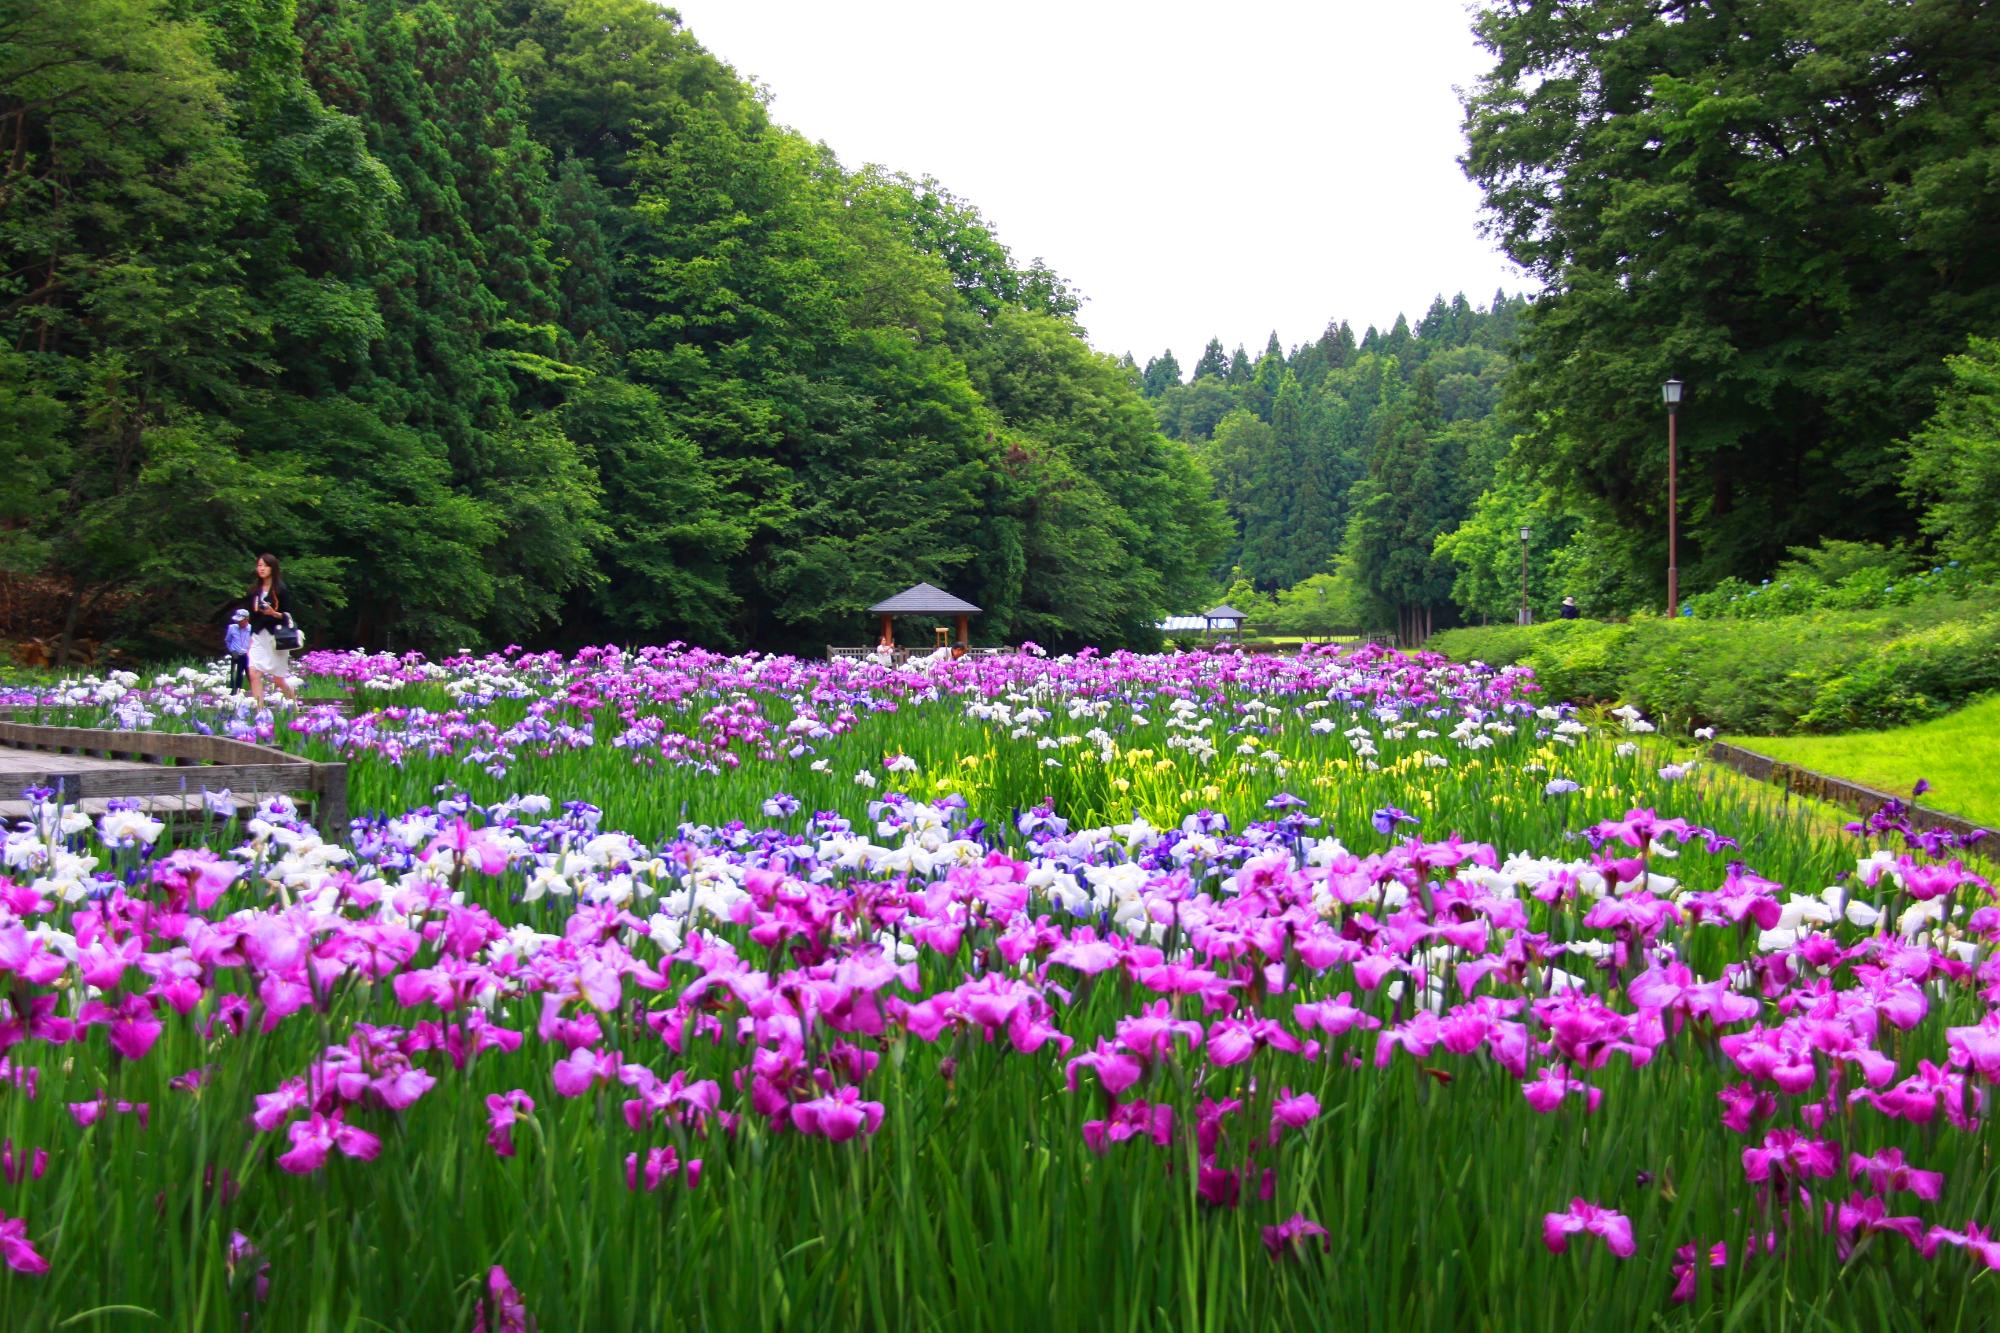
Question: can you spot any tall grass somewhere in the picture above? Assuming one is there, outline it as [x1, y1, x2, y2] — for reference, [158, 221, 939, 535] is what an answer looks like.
[0, 649, 1994, 1330]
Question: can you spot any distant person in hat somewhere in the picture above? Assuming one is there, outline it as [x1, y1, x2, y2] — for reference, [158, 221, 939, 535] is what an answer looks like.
[225, 608, 252, 693]
[1558, 596, 1580, 621]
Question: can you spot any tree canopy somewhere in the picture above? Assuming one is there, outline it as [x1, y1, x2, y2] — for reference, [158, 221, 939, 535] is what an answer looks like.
[1460, 0, 2000, 594]
[7, 0, 1995, 660]
[1, 0, 1222, 659]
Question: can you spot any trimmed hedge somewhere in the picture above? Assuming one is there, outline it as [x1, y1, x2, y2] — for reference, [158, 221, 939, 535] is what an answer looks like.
[1429, 598, 2000, 734]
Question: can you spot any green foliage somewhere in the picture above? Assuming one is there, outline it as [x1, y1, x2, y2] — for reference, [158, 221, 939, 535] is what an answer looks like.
[1462, 0, 2000, 592]
[1903, 335, 2000, 573]
[1432, 467, 1611, 624]
[1432, 598, 2000, 735]
[1, 0, 1221, 658]
[1430, 620, 1636, 709]
[0, 0, 304, 654]
[1679, 540, 1982, 621]
[957, 310, 1229, 647]
[1261, 573, 1369, 637]
[1341, 368, 1480, 642]
[1139, 349, 1181, 397]
[1797, 611, 2000, 732]
[1163, 294, 1526, 619]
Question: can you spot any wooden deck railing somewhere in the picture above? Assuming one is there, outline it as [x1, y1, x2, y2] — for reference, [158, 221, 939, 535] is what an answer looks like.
[0, 718, 347, 836]
[827, 647, 1006, 664]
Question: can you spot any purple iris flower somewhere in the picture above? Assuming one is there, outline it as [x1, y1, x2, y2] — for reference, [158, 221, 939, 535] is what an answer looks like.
[1371, 806, 1420, 836]
[1182, 809, 1229, 835]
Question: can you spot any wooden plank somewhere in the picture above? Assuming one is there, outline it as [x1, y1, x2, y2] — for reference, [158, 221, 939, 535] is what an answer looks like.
[0, 793, 260, 820]
[17, 763, 315, 799]
[0, 721, 310, 767]
[313, 763, 349, 839]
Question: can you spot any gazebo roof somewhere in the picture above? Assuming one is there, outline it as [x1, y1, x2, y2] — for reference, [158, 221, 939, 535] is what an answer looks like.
[868, 582, 983, 616]
[1203, 604, 1246, 620]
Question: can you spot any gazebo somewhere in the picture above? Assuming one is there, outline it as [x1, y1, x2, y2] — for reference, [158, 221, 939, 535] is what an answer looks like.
[1203, 604, 1246, 634]
[868, 582, 982, 651]
[1156, 604, 1247, 641]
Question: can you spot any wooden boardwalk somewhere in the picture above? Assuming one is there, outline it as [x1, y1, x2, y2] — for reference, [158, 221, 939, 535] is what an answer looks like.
[0, 719, 347, 835]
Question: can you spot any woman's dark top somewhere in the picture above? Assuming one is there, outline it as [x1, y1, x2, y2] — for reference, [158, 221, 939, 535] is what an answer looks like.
[249, 581, 289, 636]
[1558, 603, 1580, 620]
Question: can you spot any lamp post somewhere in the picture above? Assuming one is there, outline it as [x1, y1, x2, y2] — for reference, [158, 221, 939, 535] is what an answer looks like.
[1518, 524, 1532, 625]
[1662, 378, 1683, 618]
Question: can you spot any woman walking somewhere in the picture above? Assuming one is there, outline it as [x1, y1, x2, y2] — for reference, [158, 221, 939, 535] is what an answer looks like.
[247, 553, 300, 707]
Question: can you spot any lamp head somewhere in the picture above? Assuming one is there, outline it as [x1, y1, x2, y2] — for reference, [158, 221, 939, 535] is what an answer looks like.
[1662, 377, 1684, 407]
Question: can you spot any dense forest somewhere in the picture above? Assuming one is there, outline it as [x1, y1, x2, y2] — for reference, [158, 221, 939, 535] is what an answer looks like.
[1136, 0, 2000, 642]
[1454, 0, 2000, 615]
[0, 0, 1225, 660]
[1137, 295, 1526, 644]
[4, 0, 1997, 661]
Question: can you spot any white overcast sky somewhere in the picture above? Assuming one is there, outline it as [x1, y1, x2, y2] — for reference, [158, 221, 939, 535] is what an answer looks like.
[668, 0, 1532, 372]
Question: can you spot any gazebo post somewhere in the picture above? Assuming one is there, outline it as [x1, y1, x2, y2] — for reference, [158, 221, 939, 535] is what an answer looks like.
[955, 613, 968, 648]
[879, 613, 894, 647]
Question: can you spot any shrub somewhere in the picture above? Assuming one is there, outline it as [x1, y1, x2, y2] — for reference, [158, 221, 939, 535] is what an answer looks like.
[1676, 541, 1983, 622]
[1800, 611, 2000, 730]
[1428, 598, 1999, 734]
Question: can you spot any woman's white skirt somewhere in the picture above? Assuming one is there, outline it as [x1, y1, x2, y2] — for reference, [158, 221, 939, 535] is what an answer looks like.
[248, 630, 291, 676]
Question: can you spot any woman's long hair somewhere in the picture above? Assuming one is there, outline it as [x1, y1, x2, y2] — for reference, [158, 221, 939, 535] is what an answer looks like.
[251, 553, 283, 606]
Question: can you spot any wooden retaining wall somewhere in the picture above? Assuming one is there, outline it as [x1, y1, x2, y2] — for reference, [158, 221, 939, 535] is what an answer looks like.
[1706, 741, 1989, 842]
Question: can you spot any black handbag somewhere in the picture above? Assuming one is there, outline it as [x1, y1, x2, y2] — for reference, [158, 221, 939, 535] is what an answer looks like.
[272, 614, 303, 651]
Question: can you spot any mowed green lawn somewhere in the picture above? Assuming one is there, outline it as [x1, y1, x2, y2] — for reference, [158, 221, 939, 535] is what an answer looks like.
[1737, 693, 2000, 830]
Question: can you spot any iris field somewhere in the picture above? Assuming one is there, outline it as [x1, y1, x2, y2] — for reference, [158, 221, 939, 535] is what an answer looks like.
[1, 644, 1995, 1331]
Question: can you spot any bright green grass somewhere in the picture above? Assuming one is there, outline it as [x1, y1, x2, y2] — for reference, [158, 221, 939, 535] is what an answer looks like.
[1734, 692, 2000, 829]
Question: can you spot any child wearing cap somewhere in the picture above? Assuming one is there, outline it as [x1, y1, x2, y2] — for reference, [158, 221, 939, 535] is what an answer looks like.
[225, 609, 252, 693]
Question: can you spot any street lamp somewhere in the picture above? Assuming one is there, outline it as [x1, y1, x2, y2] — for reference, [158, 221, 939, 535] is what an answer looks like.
[1518, 524, 1532, 625]
[1662, 377, 1683, 618]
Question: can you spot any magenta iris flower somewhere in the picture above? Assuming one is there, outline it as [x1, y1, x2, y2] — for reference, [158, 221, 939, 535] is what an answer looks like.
[789, 1086, 884, 1142]
[0, 1141, 47, 1185]
[0, 1212, 48, 1275]
[1269, 1088, 1321, 1137]
[227, 1231, 271, 1302]
[1848, 1147, 1943, 1200]
[485, 1090, 534, 1158]
[276, 1111, 382, 1174]
[624, 1145, 702, 1192]
[1065, 1039, 1145, 1096]
[423, 818, 511, 875]
[1670, 1240, 1728, 1302]
[1828, 1194, 1926, 1257]
[1261, 1213, 1331, 1259]
[1923, 1223, 2000, 1269]
[1081, 1100, 1173, 1154]
[1542, 1199, 1635, 1257]
[551, 1046, 621, 1098]
[1522, 1064, 1601, 1114]
[1741, 1129, 1840, 1184]
[473, 1264, 532, 1333]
